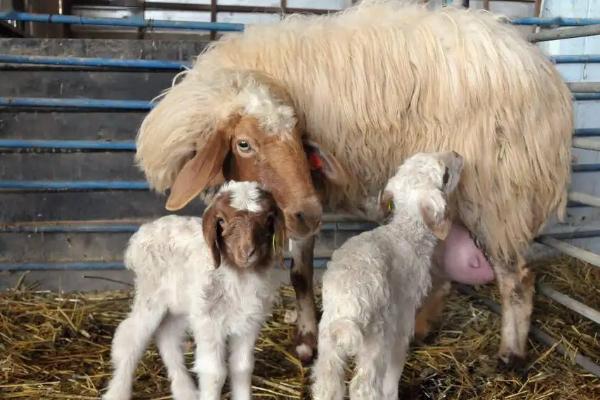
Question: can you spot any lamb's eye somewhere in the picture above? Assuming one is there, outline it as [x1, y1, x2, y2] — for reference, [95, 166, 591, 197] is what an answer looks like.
[217, 217, 225, 227]
[442, 167, 450, 187]
[237, 140, 252, 153]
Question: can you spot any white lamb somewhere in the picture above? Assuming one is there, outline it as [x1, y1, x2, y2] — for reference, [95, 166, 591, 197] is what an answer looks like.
[103, 181, 286, 400]
[311, 151, 464, 400]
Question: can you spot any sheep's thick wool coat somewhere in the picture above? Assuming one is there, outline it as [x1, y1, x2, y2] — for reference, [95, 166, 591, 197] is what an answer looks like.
[136, 1, 572, 263]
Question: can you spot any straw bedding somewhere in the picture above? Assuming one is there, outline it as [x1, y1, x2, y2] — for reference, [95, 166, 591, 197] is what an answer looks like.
[1, 257, 598, 399]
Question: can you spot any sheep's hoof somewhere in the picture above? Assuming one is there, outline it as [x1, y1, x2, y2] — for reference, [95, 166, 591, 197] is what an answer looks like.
[497, 353, 530, 377]
[295, 331, 317, 365]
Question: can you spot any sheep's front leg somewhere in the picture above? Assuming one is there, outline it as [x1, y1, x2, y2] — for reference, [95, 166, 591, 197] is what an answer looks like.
[414, 272, 451, 342]
[155, 313, 197, 400]
[228, 330, 259, 400]
[191, 323, 227, 400]
[495, 262, 534, 368]
[290, 236, 318, 364]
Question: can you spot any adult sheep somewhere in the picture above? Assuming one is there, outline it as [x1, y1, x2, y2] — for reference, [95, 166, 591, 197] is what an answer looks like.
[136, 1, 573, 366]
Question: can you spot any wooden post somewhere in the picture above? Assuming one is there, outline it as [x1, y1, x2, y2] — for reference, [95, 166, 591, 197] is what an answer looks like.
[483, 0, 490, 11]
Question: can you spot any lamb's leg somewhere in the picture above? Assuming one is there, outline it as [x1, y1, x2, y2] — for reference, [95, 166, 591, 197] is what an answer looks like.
[311, 326, 347, 400]
[290, 236, 318, 364]
[496, 262, 534, 368]
[103, 300, 166, 400]
[349, 333, 386, 400]
[191, 323, 227, 400]
[382, 336, 409, 400]
[155, 313, 197, 400]
[228, 330, 260, 400]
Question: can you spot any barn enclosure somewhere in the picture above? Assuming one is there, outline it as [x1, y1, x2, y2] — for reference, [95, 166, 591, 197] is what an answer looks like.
[0, 0, 599, 399]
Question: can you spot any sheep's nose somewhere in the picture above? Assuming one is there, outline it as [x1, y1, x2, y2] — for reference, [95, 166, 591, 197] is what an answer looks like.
[284, 197, 323, 238]
[245, 245, 257, 259]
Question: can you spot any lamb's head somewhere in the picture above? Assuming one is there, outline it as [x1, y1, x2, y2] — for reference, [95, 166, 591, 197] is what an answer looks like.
[138, 69, 348, 240]
[202, 181, 286, 271]
[380, 151, 464, 239]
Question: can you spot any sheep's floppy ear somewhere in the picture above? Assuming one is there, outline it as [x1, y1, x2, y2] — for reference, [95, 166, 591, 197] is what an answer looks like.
[419, 190, 451, 240]
[202, 205, 223, 267]
[304, 140, 349, 187]
[378, 190, 395, 221]
[166, 133, 229, 211]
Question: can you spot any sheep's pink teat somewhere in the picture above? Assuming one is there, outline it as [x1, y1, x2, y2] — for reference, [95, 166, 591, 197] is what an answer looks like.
[439, 224, 495, 285]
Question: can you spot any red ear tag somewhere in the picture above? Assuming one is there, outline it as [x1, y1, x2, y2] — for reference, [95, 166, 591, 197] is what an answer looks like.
[309, 152, 323, 171]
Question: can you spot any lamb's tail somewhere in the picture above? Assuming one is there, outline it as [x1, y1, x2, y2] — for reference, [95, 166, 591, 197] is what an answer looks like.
[311, 319, 364, 400]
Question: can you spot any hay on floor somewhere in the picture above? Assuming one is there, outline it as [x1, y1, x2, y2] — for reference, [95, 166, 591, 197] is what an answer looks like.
[1, 257, 599, 399]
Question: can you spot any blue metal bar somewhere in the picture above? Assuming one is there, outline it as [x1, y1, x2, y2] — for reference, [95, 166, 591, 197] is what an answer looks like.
[3, 53, 600, 72]
[0, 139, 136, 150]
[573, 93, 600, 101]
[552, 55, 600, 64]
[512, 17, 600, 27]
[572, 164, 600, 172]
[1, 91, 597, 111]
[0, 181, 149, 190]
[0, 11, 244, 32]
[574, 128, 600, 137]
[0, 258, 330, 271]
[0, 97, 152, 110]
[0, 222, 376, 234]
[0, 54, 189, 70]
[0, 262, 127, 271]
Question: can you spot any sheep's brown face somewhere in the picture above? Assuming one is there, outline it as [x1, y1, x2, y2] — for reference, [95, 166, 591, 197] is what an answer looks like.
[202, 183, 286, 270]
[227, 117, 324, 239]
[167, 115, 348, 240]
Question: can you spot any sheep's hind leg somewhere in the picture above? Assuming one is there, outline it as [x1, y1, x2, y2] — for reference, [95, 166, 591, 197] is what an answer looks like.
[155, 313, 197, 400]
[382, 335, 409, 400]
[496, 261, 534, 370]
[349, 332, 386, 400]
[311, 326, 347, 400]
[290, 236, 318, 364]
[103, 299, 167, 400]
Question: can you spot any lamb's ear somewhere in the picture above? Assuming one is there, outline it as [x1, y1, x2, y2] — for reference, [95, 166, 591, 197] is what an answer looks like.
[419, 190, 451, 240]
[378, 190, 395, 221]
[269, 205, 287, 263]
[304, 140, 349, 187]
[201, 205, 223, 267]
[166, 133, 228, 211]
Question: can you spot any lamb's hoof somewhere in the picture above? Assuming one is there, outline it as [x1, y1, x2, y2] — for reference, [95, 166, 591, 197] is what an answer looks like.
[295, 331, 317, 365]
[497, 352, 530, 377]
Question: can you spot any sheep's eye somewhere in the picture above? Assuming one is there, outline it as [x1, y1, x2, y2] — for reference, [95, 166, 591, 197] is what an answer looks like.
[217, 217, 225, 227]
[237, 140, 252, 153]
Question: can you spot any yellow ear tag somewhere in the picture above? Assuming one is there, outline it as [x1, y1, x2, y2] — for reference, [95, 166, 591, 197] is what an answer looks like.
[388, 200, 395, 211]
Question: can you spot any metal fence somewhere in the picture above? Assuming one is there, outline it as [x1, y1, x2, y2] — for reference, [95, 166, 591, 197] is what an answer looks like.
[0, 7, 599, 376]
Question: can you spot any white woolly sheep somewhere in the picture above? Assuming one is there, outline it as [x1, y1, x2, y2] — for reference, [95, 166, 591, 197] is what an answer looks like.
[135, 0, 572, 364]
[311, 151, 464, 400]
[102, 181, 285, 400]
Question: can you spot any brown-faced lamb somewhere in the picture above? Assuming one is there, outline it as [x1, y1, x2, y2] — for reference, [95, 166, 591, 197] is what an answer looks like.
[102, 181, 285, 400]
[311, 151, 464, 400]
